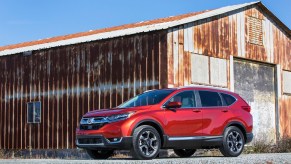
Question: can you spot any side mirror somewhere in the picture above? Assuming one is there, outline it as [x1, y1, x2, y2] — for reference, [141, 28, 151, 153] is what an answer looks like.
[165, 101, 182, 109]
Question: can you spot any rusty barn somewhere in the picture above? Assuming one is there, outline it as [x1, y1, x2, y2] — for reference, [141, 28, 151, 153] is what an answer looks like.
[0, 1, 290, 150]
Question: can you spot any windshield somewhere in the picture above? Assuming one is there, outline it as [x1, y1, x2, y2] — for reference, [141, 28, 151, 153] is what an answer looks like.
[118, 89, 175, 108]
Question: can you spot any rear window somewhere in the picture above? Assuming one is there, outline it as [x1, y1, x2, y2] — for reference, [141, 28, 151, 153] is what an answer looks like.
[199, 91, 222, 107]
[221, 93, 236, 106]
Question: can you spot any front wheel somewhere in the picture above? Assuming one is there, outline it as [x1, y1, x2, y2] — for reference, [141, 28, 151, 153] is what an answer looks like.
[219, 126, 245, 157]
[131, 125, 161, 160]
[174, 149, 196, 157]
[86, 149, 114, 159]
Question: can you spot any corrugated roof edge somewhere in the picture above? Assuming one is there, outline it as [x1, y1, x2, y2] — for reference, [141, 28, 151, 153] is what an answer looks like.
[1, 1, 289, 56]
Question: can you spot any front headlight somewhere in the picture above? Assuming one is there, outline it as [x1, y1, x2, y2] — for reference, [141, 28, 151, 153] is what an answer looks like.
[106, 112, 135, 122]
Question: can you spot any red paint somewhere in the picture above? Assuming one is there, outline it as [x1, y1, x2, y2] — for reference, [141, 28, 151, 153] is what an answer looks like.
[76, 86, 253, 139]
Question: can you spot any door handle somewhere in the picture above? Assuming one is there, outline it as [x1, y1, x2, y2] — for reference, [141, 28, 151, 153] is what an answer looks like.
[193, 109, 201, 113]
[222, 109, 228, 113]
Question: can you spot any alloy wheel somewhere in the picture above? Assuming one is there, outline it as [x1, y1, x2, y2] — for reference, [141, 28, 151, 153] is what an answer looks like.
[227, 131, 243, 153]
[138, 130, 159, 157]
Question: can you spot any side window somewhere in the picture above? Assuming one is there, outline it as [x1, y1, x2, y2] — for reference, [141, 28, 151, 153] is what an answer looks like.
[27, 101, 41, 123]
[165, 91, 196, 108]
[199, 91, 222, 107]
[221, 93, 236, 106]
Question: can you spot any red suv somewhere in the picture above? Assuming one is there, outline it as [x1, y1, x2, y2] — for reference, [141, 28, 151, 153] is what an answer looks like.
[76, 86, 253, 160]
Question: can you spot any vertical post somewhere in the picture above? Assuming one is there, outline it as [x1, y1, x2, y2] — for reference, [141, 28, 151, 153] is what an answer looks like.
[275, 64, 281, 141]
[229, 55, 234, 92]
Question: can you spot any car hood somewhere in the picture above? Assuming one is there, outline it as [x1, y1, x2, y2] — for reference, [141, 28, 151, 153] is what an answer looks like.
[83, 106, 152, 117]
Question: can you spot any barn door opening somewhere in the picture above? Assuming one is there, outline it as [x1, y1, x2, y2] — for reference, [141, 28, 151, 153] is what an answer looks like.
[233, 58, 277, 143]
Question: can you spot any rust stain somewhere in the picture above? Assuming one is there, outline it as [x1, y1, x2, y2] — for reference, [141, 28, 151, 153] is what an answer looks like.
[0, 30, 168, 149]
[280, 95, 291, 137]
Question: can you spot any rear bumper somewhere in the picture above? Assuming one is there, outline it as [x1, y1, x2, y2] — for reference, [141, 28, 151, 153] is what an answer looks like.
[76, 135, 132, 150]
[246, 133, 253, 144]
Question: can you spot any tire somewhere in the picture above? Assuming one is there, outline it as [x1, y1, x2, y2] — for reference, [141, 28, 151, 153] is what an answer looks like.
[131, 125, 161, 160]
[86, 149, 114, 159]
[219, 126, 245, 157]
[174, 149, 196, 157]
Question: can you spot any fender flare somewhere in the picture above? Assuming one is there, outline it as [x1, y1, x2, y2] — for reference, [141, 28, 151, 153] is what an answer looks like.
[223, 121, 247, 140]
[131, 119, 165, 136]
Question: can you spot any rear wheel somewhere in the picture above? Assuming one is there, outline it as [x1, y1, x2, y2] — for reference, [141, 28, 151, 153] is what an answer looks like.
[220, 126, 245, 157]
[174, 149, 196, 157]
[86, 149, 114, 159]
[131, 125, 161, 160]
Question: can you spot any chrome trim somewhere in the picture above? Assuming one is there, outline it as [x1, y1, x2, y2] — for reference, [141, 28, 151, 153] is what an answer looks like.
[80, 117, 108, 125]
[105, 137, 123, 144]
[168, 136, 223, 141]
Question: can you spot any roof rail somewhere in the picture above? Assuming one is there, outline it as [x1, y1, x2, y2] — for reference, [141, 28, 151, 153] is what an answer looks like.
[179, 84, 230, 91]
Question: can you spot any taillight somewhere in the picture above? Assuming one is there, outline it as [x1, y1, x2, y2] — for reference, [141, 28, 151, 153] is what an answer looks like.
[242, 106, 251, 112]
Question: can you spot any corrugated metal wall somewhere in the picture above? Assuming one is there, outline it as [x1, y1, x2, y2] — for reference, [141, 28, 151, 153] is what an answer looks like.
[280, 95, 291, 137]
[0, 30, 168, 149]
[167, 5, 291, 137]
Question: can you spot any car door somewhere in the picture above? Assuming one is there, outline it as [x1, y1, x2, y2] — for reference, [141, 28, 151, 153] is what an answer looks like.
[163, 90, 203, 137]
[197, 90, 230, 136]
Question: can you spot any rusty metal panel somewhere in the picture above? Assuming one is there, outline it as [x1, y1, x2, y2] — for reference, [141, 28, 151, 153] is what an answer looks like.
[237, 11, 246, 57]
[283, 71, 291, 94]
[173, 27, 179, 87]
[210, 57, 227, 87]
[191, 54, 209, 84]
[167, 29, 174, 87]
[263, 17, 274, 63]
[280, 95, 291, 137]
[167, 5, 290, 93]
[234, 59, 276, 142]
[178, 26, 184, 87]
[0, 30, 168, 149]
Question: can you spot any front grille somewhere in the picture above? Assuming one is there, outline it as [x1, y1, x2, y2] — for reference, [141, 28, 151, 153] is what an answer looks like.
[78, 138, 103, 144]
[80, 123, 104, 130]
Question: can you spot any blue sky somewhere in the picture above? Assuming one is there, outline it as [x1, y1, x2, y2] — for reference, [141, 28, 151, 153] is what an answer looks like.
[0, 0, 290, 46]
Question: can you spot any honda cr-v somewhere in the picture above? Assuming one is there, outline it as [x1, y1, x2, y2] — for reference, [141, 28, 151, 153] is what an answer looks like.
[76, 86, 253, 160]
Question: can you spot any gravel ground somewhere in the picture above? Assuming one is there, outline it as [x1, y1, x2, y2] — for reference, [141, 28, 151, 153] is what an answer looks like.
[0, 153, 291, 164]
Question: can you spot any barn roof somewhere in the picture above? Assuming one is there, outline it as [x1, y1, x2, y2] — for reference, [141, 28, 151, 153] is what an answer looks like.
[0, 1, 289, 56]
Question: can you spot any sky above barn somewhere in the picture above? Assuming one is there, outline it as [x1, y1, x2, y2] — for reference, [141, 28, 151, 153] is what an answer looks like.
[0, 0, 290, 47]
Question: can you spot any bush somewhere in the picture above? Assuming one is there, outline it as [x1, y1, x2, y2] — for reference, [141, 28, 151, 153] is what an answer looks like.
[244, 136, 291, 154]
[0, 150, 4, 159]
[273, 136, 291, 153]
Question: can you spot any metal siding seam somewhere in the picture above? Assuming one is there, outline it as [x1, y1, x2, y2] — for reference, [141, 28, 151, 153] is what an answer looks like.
[173, 28, 179, 86]
[241, 11, 246, 58]
[178, 26, 184, 87]
[229, 55, 234, 91]
[0, 73, 2, 149]
[264, 18, 269, 62]
[275, 65, 281, 140]
[270, 21, 274, 63]
[184, 24, 189, 52]
[237, 12, 242, 57]
[12, 70, 15, 149]
[167, 28, 174, 87]
[193, 22, 198, 54]
[188, 23, 195, 53]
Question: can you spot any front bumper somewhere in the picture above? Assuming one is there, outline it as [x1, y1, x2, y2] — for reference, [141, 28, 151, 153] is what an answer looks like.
[246, 133, 253, 144]
[76, 135, 132, 150]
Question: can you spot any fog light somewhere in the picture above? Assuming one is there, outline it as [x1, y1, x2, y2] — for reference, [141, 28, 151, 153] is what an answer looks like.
[107, 137, 122, 143]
